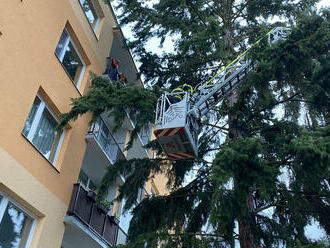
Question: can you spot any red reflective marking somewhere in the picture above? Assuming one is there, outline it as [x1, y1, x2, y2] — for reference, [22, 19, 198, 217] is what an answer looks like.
[168, 155, 178, 160]
[184, 152, 195, 157]
[155, 129, 163, 136]
[163, 128, 175, 136]
[173, 128, 184, 135]
[173, 153, 190, 158]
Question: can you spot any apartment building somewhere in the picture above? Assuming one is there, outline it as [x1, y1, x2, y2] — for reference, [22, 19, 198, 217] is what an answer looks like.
[0, 0, 166, 247]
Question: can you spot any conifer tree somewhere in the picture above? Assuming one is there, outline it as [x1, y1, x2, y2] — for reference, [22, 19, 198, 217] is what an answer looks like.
[60, 1, 330, 247]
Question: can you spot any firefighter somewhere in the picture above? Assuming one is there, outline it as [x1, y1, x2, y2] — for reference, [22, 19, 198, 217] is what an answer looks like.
[168, 83, 193, 104]
[169, 86, 184, 104]
[182, 83, 193, 94]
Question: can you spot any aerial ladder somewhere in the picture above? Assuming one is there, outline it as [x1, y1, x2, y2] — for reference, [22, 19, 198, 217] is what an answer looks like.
[154, 27, 290, 160]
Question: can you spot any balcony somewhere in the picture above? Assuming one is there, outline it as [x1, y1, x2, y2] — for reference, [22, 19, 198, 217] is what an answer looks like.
[125, 109, 151, 147]
[101, 59, 151, 159]
[86, 117, 125, 165]
[116, 227, 128, 245]
[64, 184, 120, 247]
[102, 57, 127, 86]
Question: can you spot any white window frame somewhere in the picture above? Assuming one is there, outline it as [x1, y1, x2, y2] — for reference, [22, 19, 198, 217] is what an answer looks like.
[79, 0, 100, 32]
[0, 191, 37, 248]
[56, 29, 86, 89]
[23, 94, 66, 165]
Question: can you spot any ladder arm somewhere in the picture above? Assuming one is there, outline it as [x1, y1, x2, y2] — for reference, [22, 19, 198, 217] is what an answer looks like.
[189, 27, 290, 117]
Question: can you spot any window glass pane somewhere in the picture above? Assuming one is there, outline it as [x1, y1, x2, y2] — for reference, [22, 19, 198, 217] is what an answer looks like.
[31, 108, 61, 162]
[22, 97, 41, 137]
[98, 134, 107, 150]
[100, 121, 109, 138]
[55, 29, 69, 58]
[96, 120, 109, 149]
[80, 0, 98, 27]
[88, 179, 97, 192]
[62, 42, 83, 83]
[78, 169, 88, 187]
[0, 202, 33, 248]
[55, 29, 85, 86]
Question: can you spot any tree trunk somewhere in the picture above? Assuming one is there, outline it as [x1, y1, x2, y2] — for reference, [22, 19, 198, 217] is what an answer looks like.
[223, 21, 258, 246]
[228, 92, 258, 248]
[237, 195, 257, 248]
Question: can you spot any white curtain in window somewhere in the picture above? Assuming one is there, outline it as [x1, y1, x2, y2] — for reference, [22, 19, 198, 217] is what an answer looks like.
[31, 109, 57, 159]
[22, 98, 41, 137]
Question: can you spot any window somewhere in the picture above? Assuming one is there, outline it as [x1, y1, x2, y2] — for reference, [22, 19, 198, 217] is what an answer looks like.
[55, 29, 85, 87]
[91, 118, 120, 163]
[22, 95, 65, 165]
[139, 124, 151, 146]
[79, 0, 100, 31]
[78, 170, 97, 191]
[0, 193, 36, 248]
[94, 119, 110, 150]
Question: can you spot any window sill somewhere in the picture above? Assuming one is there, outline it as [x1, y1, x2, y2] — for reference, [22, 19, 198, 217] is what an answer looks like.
[92, 27, 100, 41]
[89, 22, 100, 41]
[54, 53, 83, 97]
[21, 133, 61, 174]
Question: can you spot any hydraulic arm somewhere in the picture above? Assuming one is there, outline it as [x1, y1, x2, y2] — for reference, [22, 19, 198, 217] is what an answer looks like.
[189, 27, 290, 117]
[154, 27, 290, 159]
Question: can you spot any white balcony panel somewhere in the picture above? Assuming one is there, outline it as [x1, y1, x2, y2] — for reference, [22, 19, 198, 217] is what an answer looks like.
[82, 138, 110, 186]
[110, 128, 127, 151]
[126, 137, 150, 160]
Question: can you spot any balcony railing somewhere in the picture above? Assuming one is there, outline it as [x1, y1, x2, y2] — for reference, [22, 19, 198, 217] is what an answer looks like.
[139, 125, 152, 146]
[127, 110, 151, 146]
[67, 184, 120, 246]
[89, 118, 126, 163]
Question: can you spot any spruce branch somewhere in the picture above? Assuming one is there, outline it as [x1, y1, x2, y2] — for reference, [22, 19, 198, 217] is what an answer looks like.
[201, 121, 229, 132]
[255, 200, 288, 213]
[57, 74, 158, 150]
[232, 2, 248, 22]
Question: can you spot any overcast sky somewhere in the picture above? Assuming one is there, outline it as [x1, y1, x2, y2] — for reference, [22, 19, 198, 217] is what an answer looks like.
[114, 0, 330, 242]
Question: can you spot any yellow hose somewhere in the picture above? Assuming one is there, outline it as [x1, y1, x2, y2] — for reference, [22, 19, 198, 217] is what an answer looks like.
[197, 28, 275, 89]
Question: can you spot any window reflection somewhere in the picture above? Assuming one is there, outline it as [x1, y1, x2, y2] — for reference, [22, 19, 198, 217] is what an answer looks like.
[0, 202, 33, 248]
[55, 28, 85, 86]
[79, 0, 99, 29]
[22, 96, 63, 164]
[62, 43, 83, 83]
